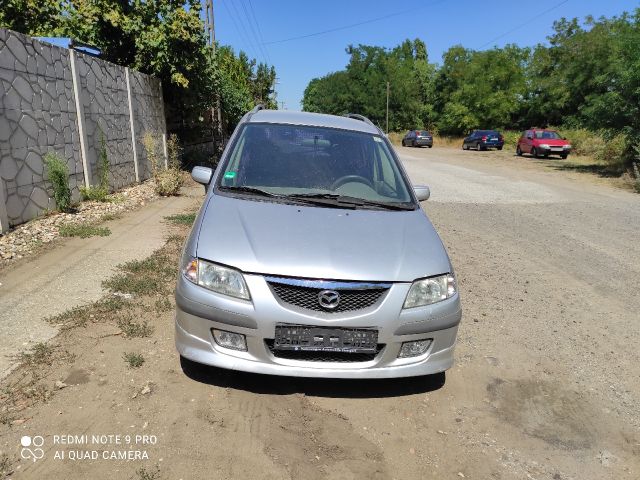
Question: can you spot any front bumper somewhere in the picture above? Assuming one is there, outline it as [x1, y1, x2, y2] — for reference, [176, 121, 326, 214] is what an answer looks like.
[539, 146, 570, 155]
[174, 273, 461, 378]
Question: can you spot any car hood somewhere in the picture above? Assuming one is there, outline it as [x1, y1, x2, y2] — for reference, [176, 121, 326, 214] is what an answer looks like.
[195, 195, 451, 282]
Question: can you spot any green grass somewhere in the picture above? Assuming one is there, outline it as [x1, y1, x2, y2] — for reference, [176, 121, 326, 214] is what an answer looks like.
[20, 342, 55, 367]
[58, 223, 111, 238]
[164, 213, 196, 225]
[103, 254, 176, 296]
[117, 317, 154, 338]
[123, 352, 145, 368]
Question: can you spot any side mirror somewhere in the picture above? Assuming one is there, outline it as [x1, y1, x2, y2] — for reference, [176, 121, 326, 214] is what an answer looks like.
[414, 185, 430, 202]
[191, 166, 213, 188]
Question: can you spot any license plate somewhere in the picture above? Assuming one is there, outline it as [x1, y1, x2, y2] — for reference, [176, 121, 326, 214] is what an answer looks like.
[274, 324, 378, 353]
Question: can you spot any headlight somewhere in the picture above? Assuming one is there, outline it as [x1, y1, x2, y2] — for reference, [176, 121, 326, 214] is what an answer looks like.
[182, 257, 251, 300]
[539, 144, 550, 149]
[563, 144, 572, 149]
[403, 273, 456, 309]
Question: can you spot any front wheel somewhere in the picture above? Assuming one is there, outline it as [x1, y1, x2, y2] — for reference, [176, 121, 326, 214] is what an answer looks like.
[402, 139, 406, 147]
[463, 143, 468, 150]
[497, 146, 503, 151]
[531, 147, 538, 158]
[428, 145, 433, 148]
[476, 142, 482, 151]
[560, 153, 568, 159]
[516, 146, 522, 156]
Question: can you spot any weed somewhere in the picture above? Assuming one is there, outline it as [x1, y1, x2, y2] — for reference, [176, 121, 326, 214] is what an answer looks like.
[164, 213, 196, 225]
[154, 297, 172, 312]
[0, 453, 12, 477]
[101, 213, 121, 221]
[118, 318, 154, 338]
[58, 223, 111, 238]
[123, 352, 145, 368]
[136, 465, 161, 480]
[144, 132, 184, 196]
[20, 343, 54, 367]
[44, 152, 72, 212]
[103, 254, 175, 296]
[80, 185, 109, 202]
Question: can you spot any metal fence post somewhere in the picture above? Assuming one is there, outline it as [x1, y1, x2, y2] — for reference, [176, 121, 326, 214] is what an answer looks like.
[0, 179, 9, 233]
[125, 68, 141, 182]
[69, 49, 91, 187]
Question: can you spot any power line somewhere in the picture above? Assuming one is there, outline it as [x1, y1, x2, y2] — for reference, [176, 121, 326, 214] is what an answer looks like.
[478, 0, 571, 49]
[262, 0, 448, 46]
[239, 0, 271, 65]
[246, 0, 272, 64]
[220, 0, 259, 59]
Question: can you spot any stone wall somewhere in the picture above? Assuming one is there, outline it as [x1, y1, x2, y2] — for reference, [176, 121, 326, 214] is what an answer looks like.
[0, 28, 167, 232]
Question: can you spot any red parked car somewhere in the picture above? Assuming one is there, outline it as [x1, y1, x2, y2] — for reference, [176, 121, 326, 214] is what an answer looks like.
[516, 128, 572, 159]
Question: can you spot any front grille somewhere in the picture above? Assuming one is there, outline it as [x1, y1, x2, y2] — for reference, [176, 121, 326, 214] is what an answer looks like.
[265, 340, 384, 362]
[268, 280, 388, 313]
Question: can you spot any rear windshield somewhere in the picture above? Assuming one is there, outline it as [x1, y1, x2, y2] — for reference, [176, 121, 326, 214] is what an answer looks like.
[218, 123, 413, 204]
[478, 130, 499, 135]
[534, 131, 561, 139]
[417, 130, 431, 136]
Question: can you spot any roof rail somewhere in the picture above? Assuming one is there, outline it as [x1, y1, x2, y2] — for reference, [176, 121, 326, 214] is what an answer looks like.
[344, 113, 375, 127]
[246, 104, 265, 120]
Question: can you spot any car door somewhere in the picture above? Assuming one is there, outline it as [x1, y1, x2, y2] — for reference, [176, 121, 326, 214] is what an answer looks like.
[520, 130, 531, 152]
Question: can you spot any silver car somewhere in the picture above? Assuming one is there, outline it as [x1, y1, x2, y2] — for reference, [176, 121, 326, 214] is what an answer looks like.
[175, 107, 461, 378]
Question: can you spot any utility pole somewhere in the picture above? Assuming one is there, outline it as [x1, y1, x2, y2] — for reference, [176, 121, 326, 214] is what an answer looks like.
[386, 81, 390, 134]
[204, 0, 223, 154]
[279, 101, 286, 110]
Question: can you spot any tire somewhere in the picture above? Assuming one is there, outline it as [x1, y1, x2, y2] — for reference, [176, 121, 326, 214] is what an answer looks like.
[402, 139, 406, 146]
[531, 147, 538, 158]
[476, 142, 482, 151]
[463, 143, 468, 150]
[412, 140, 417, 147]
[428, 145, 433, 148]
[497, 146, 503, 151]
[560, 153, 568, 159]
[516, 146, 522, 156]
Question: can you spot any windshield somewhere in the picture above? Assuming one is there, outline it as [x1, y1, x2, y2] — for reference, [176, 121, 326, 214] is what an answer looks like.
[417, 130, 431, 136]
[217, 123, 413, 206]
[535, 130, 561, 139]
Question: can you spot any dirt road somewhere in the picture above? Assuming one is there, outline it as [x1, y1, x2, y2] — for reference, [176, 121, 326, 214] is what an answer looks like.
[1, 147, 638, 479]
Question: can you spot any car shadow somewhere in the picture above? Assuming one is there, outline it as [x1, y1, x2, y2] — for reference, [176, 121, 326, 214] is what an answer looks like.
[179, 356, 446, 398]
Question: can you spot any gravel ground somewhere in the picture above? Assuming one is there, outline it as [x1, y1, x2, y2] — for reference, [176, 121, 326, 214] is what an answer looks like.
[0, 181, 158, 266]
[0, 147, 638, 479]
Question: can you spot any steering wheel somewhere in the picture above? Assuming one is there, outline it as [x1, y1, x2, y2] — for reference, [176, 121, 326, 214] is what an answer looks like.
[331, 175, 374, 190]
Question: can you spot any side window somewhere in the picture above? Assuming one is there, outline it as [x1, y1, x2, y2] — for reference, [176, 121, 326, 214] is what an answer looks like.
[372, 142, 401, 198]
[222, 134, 246, 186]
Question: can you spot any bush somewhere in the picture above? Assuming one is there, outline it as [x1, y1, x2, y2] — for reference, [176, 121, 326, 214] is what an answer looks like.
[44, 152, 72, 212]
[143, 132, 184, 196]
[79, 185, 108, 202]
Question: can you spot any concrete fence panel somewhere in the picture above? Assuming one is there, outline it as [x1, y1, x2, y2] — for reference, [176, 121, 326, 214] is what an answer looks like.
[0, 28, 167, 233]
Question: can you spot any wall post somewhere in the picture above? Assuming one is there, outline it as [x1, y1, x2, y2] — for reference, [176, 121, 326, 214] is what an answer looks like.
[0, 179, 9, 233]
[69, 49, 91, 187]
[125, 68, 141, 182]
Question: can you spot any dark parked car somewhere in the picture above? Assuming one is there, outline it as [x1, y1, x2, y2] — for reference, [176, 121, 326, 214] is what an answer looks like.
[462, 130, 504, 151]
[402, 130, 433, 148]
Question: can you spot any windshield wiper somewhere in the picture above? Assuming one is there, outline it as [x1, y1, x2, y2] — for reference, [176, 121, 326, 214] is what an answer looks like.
[218, 186, 277, 197]
[285, 193, 415, 211]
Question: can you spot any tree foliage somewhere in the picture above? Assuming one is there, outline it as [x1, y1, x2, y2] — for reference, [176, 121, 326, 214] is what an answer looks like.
[1, 0, 277, 140]
[302, 9, 640, 161]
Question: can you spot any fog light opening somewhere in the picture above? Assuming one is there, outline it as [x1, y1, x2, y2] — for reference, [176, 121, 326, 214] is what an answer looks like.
[212, 329, 247, 351]
[398, 339, 432, 358]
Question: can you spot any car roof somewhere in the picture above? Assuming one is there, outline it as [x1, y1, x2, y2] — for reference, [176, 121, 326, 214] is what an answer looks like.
[247, 109, 381, 135]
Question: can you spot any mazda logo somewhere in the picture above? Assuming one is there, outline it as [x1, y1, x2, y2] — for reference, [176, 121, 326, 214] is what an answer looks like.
[318, 290, 340, 310]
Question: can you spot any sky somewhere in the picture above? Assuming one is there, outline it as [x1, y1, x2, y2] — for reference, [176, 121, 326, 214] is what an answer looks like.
[212, 0, 639, 111]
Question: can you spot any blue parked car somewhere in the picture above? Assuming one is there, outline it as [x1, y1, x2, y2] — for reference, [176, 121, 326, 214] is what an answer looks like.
[462, 130, 504, 151]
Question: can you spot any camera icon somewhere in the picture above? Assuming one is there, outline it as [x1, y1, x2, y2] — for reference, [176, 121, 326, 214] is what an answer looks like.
[20, 436, 45, 462]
